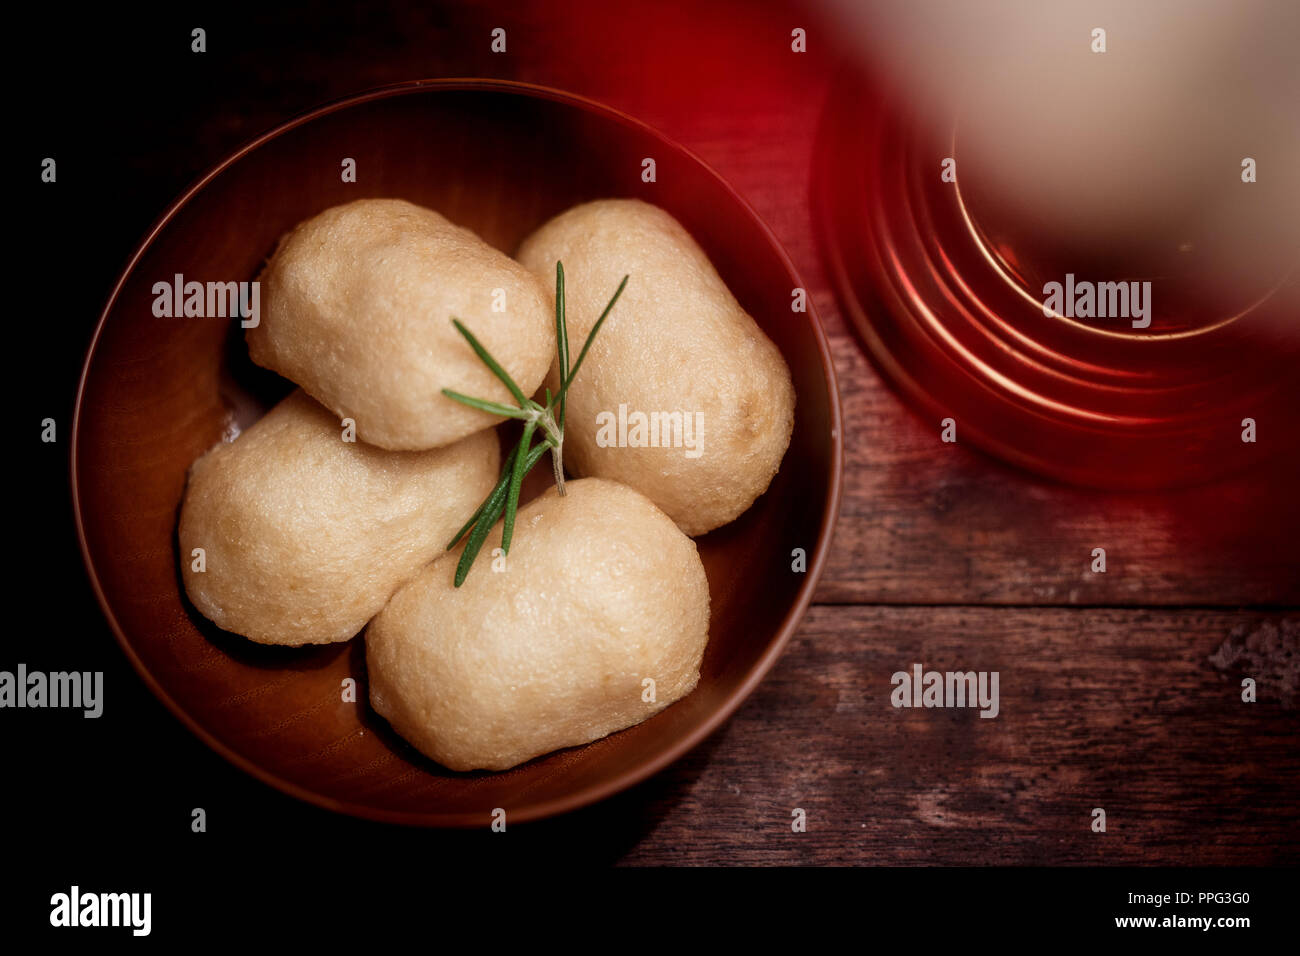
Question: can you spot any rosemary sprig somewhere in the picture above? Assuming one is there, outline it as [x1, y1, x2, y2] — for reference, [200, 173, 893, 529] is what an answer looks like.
[441, 262, 628, 586]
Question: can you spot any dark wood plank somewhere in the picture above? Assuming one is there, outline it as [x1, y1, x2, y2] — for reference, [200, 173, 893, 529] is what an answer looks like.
[816, 325, 1300, 606]
[611, 605, 1300, 865]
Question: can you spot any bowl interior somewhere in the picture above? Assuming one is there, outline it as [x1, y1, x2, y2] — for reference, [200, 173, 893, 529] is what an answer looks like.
[74, 81, 838, 825]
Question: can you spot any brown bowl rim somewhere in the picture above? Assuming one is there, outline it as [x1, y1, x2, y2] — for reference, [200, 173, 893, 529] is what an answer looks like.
[71, 77, 844, 827]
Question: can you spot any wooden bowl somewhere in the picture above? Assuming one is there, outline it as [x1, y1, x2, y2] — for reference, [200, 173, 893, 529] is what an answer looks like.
[72, 79, 842, 826]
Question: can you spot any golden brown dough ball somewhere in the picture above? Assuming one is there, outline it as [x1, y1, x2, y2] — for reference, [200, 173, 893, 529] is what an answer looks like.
[179, 390, 499, 645]
[516, 199, 794, 535]
[249, 198, 554, 450]
[366, 478, 711, 771]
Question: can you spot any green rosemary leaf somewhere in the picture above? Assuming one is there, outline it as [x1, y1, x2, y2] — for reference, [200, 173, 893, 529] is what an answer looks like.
[440, 389, 530, 420]
[525, 439, 550, 471]
[446, 442, 520, 549]
[454, 489, 506, 587]
[447, 496, 488, 551]
[450, 317, 528, 405]
[562, 275, 628, 394]
[453, 434, 553, 586]
[446, 267, 627, 585]
[501, 422, 536, 554]
[555, 262, 570, 429]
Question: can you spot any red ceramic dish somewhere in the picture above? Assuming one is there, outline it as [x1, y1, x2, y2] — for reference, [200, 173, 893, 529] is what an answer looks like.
[814, 68, 1299, 490]
[72, 79, 842, 826]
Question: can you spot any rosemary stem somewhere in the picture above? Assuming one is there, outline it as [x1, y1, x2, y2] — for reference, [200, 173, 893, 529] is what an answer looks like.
[551, 436, 566, 496]
[440, 265, 625, 583]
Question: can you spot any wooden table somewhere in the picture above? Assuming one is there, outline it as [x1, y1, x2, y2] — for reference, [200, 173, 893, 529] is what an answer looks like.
[26, 0, 1297, 867]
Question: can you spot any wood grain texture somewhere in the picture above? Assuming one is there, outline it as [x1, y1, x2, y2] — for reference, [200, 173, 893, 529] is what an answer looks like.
[819, 325, 1300, 606]
[609, 606, 1300, 865]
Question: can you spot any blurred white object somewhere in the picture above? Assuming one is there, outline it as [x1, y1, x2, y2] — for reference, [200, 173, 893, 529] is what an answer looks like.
[825, 0, 1299, 311]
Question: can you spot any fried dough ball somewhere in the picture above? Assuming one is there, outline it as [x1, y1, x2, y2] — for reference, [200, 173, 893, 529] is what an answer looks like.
[366, 478, 711, 771]
[179, 390, 499, 645]
[249, 198, 553, 450]
[516, 198, 795, 535]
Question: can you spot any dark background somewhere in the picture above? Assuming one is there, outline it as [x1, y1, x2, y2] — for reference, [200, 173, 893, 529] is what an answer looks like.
[9, 0, 1297, 928]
